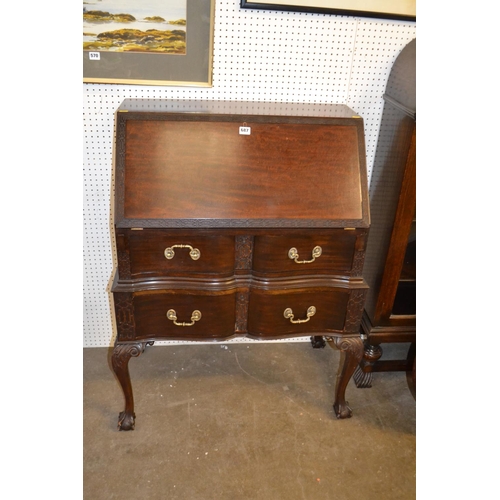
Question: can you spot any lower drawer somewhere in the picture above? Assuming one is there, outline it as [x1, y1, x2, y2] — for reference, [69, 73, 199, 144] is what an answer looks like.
[130, 290, 236, 340]
[247, 288, 349, 337]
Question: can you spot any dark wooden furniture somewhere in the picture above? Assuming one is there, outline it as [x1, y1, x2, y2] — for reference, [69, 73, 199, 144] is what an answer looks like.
[353, 39, 416, 392]
[110, 99, 371, 430]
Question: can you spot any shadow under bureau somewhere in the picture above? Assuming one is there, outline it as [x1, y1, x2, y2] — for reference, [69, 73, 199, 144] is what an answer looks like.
[110, 100, 370, 430]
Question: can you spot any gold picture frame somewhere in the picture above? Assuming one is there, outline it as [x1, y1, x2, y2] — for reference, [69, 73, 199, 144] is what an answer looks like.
[83, 0, 215, 86]
[240, 0, 415, 21]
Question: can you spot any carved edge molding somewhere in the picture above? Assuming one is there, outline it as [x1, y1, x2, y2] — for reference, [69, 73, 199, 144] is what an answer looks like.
[114, 292, 136, 340]
[116, 218, 369, 228]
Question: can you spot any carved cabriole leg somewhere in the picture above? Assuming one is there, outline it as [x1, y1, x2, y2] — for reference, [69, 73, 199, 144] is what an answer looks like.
[111, 342, 146, 431]
[354, 343, 383, 388]
[332, 336, 364, 419]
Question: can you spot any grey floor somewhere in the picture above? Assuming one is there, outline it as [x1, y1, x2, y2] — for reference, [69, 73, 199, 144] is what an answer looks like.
[84, 341, 415, 500]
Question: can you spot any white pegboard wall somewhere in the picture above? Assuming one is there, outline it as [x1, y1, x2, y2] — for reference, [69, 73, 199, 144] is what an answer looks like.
[83, 0, 415, 347]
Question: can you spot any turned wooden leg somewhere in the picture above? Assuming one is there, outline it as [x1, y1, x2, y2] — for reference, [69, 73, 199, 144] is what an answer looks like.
[354, 343, 383, 388]
[111, 342, 146, 431]
[332, 337, 364, 419]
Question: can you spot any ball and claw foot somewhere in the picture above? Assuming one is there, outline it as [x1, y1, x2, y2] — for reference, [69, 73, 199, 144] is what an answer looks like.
[310, 336, 326, 349]
[118, 410, 136, 431]
[333, 401, 353, 419]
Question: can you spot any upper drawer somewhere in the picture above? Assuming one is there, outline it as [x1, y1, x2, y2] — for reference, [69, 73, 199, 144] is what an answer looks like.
[126, 230, 235, 278]
[252, 231, 357, 276]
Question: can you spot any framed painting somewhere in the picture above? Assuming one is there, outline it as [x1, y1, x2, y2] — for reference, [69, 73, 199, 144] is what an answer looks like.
[240, 0, 416, 21]
[83, 0, 215, 86]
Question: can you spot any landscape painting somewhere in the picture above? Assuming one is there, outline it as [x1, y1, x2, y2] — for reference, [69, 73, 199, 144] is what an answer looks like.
[83, 0, 187, 54]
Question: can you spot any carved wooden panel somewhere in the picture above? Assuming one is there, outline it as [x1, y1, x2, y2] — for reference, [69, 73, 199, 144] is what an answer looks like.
[235, 235, 254, 270]
[344, 289, 367, 333]
[114, 292, 136, 340]
[116, 232, 131, 280]
[235, 291, 249, 333]
[352, 232, 368, 277]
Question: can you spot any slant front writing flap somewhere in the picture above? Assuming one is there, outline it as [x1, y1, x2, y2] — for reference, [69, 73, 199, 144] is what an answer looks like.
[115, 111, 369, 228]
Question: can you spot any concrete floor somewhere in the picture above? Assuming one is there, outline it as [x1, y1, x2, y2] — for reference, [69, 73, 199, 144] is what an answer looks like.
[83, 341, 415, 500]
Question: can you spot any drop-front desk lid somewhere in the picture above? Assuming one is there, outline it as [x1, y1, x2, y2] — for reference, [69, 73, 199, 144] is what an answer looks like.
[114, 99, 370, 228]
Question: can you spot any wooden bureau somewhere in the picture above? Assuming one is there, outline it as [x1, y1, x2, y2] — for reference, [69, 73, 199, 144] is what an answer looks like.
[110, 99, 370, 430]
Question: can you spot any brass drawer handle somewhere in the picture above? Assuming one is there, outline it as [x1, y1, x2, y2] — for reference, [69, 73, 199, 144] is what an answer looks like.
[288, 246, 322, 264]
[283, 306, 316, 324]
[164, 244, 201, 261]
[166, 309, 202, 327]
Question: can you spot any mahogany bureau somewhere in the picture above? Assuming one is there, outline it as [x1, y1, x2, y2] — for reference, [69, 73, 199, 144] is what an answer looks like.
[110, 99, 370, 431]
